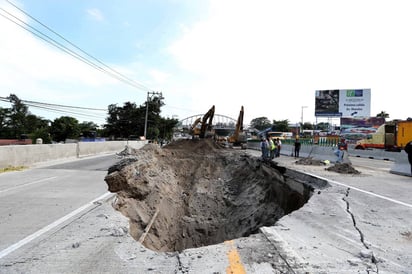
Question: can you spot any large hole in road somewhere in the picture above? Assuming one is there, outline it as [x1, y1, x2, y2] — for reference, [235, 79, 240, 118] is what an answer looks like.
[105, 139, 327, 252]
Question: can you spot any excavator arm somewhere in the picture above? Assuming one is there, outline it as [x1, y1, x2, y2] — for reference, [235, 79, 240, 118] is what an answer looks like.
[228, 106, 247, 148]
[199, 105, 215, 138]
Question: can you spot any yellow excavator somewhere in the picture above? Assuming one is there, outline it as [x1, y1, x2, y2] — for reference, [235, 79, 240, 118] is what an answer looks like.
[227, 106, 247, 149]
[190, 105, 215, 138]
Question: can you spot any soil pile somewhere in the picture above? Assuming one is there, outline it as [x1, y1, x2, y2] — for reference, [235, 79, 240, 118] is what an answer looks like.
[105, 139, 312, 252]
[326, 163, 361, 174]
[295, 157, 326, 166]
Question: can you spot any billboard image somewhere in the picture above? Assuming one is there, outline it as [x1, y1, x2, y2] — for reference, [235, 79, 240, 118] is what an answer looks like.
[340, 116, 385, 142]
[315, 89, 371, 117]
[315, 90, 340, 117]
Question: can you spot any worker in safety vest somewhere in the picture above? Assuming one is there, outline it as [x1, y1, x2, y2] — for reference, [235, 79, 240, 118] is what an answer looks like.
[269, 137, 276, 159]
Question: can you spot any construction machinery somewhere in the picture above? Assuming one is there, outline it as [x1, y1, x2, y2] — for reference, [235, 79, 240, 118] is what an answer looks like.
[227, 106, 247, 149]
[190, 105, 215, 138]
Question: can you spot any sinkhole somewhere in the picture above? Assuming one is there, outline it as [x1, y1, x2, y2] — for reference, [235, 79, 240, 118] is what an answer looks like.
[105, 140, 328, 252]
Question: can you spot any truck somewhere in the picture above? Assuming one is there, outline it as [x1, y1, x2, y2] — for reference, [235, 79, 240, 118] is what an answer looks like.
[355, 120, 412, 151]
[355, 124, 385, 149]
[384, 120, 412, 151]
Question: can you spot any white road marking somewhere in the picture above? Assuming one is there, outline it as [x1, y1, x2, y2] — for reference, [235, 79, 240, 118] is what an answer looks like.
[0, 192, 113, 259]
[307, 172, 412, 209]
[0, 176, 58, 194]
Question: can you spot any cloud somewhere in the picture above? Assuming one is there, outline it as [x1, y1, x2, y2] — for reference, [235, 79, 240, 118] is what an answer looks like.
[87, 8, 104, 22]
[148, 69, 171, 84]
[167, 0, 412, 124]
[0, 7, 142, 124]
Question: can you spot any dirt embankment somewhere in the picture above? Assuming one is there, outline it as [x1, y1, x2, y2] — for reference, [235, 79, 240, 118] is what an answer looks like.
[105, 139, 313, 252]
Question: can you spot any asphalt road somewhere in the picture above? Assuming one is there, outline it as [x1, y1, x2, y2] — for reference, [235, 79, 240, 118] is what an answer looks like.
[0, 152, 411, 273]
[0, 154, 119, 257]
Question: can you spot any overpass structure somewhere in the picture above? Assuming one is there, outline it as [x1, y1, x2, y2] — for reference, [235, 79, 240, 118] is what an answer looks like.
[177, 114, 238, 137]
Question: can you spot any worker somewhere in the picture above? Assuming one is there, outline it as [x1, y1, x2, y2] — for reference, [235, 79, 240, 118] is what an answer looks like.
[335, 138, 347, 163]
[275, 138, 282, 157]
[260, 137, 269, 160]
[294, 136, 301, 158]
[405, 140, 412, 176]
[269, 137, 276, 159]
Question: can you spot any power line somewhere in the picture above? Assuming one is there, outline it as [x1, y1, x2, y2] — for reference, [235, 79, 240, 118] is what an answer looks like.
[0, 97, 106, 121]
[1, 1, 154, 93]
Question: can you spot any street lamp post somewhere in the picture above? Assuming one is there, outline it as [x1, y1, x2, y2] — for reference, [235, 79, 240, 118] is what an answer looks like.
[301, 106, 308, 135]
[144, 91, 163, 140]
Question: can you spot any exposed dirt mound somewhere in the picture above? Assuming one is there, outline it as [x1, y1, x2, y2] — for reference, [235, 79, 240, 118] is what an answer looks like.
[295, 157, 326, 166]
[326, 163, 361, 174]
[105, 139, 313, 252]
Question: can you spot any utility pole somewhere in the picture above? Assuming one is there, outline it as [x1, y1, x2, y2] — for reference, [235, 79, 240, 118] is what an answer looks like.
[301, 106, 308, 135]
[144, 91, 163, 140]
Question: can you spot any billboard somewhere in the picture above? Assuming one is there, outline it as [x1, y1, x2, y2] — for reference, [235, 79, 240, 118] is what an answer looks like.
[315, 89, 371, 117]
[340, 116, 385, 142]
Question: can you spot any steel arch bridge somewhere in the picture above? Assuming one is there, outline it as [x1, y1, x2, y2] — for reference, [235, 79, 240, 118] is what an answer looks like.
[178, 114, 237, 130]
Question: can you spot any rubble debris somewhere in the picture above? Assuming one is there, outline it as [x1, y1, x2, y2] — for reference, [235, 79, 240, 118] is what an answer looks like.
[105, 139, 317, 252]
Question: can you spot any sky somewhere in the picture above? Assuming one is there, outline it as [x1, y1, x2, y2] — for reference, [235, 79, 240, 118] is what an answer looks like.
[0, 0, 411, 127]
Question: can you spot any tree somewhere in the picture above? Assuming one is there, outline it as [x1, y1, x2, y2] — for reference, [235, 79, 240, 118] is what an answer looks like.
[104, 102, 145, 139]
[8, 94, 29, 138]
[250, 117, 272, 131]
[50, 116, 81, 142]
[79, 121, 99, 138]
[376, 111, 389, 119]
[272, 119, 290, 132]
[103, 95, 177, 140]
[0, 107, 11, 138]
[0, 94, 50, 140]
[302, 122, 314, 130]
[315, 122, 330, 131]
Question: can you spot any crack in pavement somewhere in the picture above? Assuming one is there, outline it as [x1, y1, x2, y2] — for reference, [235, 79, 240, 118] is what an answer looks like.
[343, 188, 379, 274]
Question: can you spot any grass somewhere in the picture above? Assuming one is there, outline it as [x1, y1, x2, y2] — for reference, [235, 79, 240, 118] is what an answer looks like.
[0, 165, 27, 173]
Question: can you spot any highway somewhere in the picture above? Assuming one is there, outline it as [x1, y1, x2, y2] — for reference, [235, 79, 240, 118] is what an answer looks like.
[0, 154, 119, 257]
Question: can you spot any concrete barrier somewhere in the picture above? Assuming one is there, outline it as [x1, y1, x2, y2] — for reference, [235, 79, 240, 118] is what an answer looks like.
[0, 140, 147, 169]
[390, 151, 412, 177]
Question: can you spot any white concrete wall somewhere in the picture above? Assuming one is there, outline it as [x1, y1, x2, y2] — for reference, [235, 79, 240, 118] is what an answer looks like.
[0, 140, 147, 169]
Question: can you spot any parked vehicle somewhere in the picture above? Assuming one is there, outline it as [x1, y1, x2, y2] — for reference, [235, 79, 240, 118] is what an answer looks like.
[355, 124, 385, 149]
[384, 120, 412, 151]
[355, 120, 412, 151]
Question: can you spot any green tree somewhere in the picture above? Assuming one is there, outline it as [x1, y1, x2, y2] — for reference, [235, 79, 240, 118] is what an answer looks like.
[250, 117, 272, 131]
[0, 94, 50, 140]
[50, 116, 81, 142]
[302, 122, 314, 130]
[272, 119, 290, 132]
[104, 102, 144, 139]
[103, 95, 176, 140]
[315, 122, 330, 131]
[79, 121, 99, 138]
[0, 107, 11, 138]
[8, 94, 29, 138]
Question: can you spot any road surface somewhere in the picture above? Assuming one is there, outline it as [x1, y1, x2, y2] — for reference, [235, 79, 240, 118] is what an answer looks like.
[0, 152, 411, 273]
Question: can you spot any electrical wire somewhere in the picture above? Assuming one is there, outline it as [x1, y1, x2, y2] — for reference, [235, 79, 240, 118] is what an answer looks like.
[0, 97, 106, 121]
[5, 0, 150, 93]
[1, 1, 153, 93]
